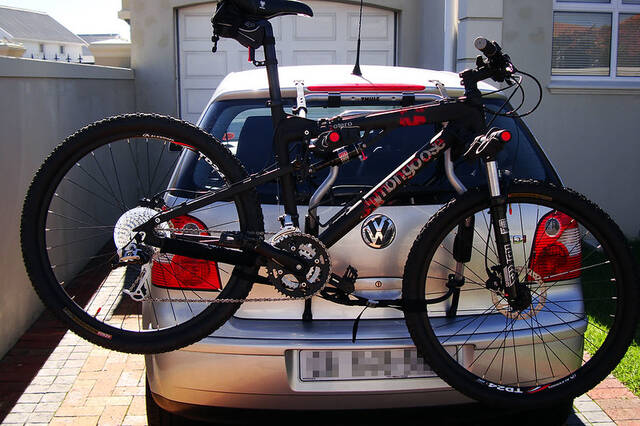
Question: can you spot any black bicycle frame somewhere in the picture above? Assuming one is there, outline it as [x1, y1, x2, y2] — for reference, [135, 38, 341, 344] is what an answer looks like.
[140, 20, 489, 267]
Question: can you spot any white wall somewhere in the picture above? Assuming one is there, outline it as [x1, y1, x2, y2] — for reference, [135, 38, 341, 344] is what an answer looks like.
[20, 40, 85, 62]
[0, 57, 135, 358]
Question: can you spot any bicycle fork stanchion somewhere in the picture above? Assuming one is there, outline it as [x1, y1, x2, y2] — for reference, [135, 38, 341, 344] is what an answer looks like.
[485, 160, 521, 303]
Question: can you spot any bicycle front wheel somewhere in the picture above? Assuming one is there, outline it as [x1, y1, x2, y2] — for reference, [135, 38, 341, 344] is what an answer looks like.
[403, 180, 638, 407]
[21, 114, 263, 354]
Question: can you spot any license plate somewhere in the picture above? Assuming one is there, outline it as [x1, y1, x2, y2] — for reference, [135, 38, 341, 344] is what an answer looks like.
[299, 349, 437, 382]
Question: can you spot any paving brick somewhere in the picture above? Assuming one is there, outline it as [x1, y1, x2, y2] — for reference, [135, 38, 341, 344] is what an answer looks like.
[122, 415, 147, 425]
[58, 367, 82, 377]
[30, 375, 55, 385]
[597, 398, 640, 411]
[54, 375, 78, 385]
[34, 401, 62, 412]
[3, 412, 30, 423]
[23, 384, 50, 394]
[71, 416, 100, 426]
[37, 367, 61, 377]
[68, 352, 90, 361]
[60, 388, 91, 408]
[17, 393, 43, 404]
[48, 383, 74, 393]
[589, 386, 636, 399]
[111, 386, 145, 396]
[582, 409, 614, 423]
[97, 405, 128, 426]
[28, 411, 56, 423]
[63, 359, 86, 369]
[49, 417, 75, 425]
[127, 395, 146, 417]
[605, 407, 640, 421]
[55, 405, 105, 417]
[117, 370, 143, 387]
[617, 421, 640, 426]
[574, 399, 602, 412]
[12, 403, 37, 413]
[40, 393, 67, 403]
[81, 356, 107, 372]
[43, 360, 67, 369]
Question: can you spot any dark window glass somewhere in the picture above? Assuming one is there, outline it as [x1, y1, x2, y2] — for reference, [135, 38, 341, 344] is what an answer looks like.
[170, 99, 555, 206]
[552, 12, 612, 76]
[617, 13, 640, 76]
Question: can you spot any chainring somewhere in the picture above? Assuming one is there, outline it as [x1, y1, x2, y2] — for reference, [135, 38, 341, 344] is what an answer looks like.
[267, 232, 331, 298]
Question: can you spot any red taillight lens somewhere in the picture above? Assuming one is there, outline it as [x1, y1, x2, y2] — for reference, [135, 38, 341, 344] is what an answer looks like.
[151, 215, 221, 291]
[307, 84, 426, 92]
[528, 211, 581, 282]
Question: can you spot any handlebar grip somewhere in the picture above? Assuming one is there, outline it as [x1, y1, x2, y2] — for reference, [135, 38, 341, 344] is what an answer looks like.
[474, 37, 497, 58]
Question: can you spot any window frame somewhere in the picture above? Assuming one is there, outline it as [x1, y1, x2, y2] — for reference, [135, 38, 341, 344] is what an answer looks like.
[552, 0, 640, 83]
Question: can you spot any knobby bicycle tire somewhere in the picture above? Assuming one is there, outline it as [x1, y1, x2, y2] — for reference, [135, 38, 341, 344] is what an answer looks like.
[403, 180, 639, 407]
[21, 114, 263, 354]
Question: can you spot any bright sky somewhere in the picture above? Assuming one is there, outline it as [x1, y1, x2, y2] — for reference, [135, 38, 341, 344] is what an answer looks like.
[0, 0, 130, 39]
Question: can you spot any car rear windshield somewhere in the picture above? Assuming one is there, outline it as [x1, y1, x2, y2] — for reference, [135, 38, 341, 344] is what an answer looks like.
[170, 98, 558, 205]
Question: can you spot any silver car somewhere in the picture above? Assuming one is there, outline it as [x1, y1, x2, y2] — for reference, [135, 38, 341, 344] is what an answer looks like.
[144, 65, 572, 424]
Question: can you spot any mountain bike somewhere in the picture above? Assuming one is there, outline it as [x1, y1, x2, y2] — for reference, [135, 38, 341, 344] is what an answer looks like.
[21, 0, 638, 408]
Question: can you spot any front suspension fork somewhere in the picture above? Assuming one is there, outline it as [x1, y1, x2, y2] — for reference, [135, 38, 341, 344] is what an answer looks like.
[485, 160, 519, 300]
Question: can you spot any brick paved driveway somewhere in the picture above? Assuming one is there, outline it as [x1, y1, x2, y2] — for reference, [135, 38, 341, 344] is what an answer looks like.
[1, 310, 639, 425]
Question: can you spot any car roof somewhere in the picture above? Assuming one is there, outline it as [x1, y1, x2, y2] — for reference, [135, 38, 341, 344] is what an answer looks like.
[211, 64, 500, 102]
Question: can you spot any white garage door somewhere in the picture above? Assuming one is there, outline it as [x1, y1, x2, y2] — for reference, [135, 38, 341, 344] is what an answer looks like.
[177, 1, 396, 123]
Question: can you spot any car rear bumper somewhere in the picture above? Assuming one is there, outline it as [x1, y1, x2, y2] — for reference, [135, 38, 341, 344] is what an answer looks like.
[145, 312, 585, 410]
[146, 317, 473, 410]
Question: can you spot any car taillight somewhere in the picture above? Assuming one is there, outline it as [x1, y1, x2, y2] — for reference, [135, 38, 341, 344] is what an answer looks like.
[151, 215, 221, 291]
[528, 211, 581, 282]
[307, 84, 426, 92]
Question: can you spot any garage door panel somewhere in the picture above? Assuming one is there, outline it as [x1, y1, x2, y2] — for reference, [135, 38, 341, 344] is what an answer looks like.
[185, 89, 218, 115]
[185, 51, 228, 77]
[183, 14, 213, 40]
[293, 50, 336, 66]
[348, 14, 391, 40]
[178, 1, 396, 123]
[294, 13, 336, 40]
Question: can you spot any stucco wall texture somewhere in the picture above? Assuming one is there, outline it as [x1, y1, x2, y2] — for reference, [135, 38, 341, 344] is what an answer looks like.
[501, 0, 640, 237]
[0, 57, 135, 358]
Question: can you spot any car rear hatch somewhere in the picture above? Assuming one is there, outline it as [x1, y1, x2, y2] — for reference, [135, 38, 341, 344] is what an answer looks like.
[164, 94, 557, 322]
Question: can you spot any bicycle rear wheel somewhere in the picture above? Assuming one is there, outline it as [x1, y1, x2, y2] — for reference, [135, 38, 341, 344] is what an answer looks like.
[403, 180, 638, 407]
[21, 114, 263, 354]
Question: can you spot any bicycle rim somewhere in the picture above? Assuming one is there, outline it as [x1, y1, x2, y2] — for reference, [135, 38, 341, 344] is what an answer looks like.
[23, 115, 261, 352]
[404, 184, 637, 405]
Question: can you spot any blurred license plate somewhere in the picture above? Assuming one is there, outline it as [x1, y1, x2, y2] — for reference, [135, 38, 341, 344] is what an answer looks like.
[299, 349, 436, 381]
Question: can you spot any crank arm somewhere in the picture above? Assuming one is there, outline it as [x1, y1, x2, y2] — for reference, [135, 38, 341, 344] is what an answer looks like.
[144, 233, 259, 266]
[143, 233, 310, 273]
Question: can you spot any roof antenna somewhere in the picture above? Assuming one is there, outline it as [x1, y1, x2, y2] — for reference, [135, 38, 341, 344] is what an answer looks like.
[352, 0, 364, 76]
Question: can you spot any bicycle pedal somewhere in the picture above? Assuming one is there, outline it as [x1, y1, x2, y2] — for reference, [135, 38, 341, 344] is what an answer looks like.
[328, 265, 358, 294]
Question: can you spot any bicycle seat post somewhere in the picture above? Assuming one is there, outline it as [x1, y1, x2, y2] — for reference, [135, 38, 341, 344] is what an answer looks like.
[261, 21, 286, 124]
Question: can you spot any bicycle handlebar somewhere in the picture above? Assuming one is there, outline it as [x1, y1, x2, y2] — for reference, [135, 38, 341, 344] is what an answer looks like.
[460, 37, 514, 96]
[474, 37, 498, 58]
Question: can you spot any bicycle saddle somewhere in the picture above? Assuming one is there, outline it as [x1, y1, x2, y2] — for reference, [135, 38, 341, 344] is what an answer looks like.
[229, 0, 313, 19]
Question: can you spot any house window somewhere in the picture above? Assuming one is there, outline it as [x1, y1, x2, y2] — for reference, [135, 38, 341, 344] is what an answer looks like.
[552, 0, 640, 78]
[60, 45, 65, 54]
[39, 44, 44, 53]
